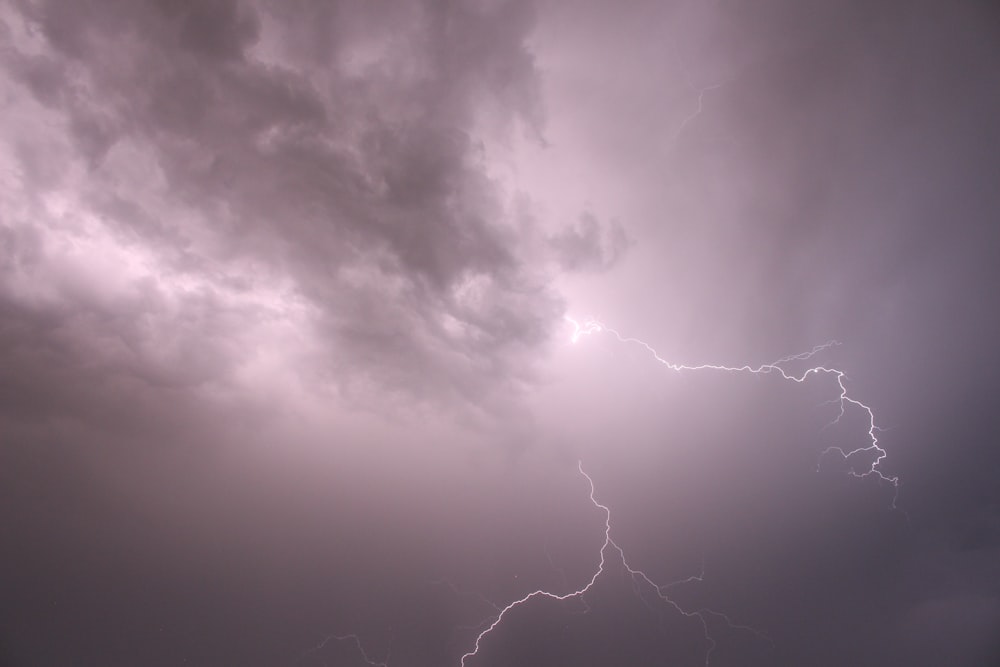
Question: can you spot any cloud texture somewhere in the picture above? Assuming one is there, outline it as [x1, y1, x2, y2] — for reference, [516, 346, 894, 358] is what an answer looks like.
[1, 1, 999, 666]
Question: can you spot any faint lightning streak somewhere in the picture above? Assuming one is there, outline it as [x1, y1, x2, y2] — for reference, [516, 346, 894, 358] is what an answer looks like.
[431, 578, 502, 613]
[660, 558, 705, 592]
[460, 461, 762, 667]
[543, 537, 571, 593]
[430, 579, 505, 649]
[675, 82, 723, 138]
[564, 316, 899, 499]
[303, 633, 391, 667]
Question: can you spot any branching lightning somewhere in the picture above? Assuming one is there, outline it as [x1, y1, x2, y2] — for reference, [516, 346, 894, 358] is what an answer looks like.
[324, 317, 898, 666]
[566, 316, 899, 495]
[325, 460, 768, 667]
[460, 461, 768, 666]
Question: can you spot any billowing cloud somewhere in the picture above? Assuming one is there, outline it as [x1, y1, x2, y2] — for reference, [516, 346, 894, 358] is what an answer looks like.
[1, 0, 562, 416]
[2, 2, 999, 666]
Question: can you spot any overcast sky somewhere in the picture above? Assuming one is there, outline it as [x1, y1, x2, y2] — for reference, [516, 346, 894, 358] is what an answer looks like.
[1, 1, 998, 666]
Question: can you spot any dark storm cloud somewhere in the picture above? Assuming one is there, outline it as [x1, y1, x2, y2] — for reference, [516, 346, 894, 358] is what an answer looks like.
[1, 0, 560, 407]
[3, 1, 1000, 666]
[0, 5, 570, 655]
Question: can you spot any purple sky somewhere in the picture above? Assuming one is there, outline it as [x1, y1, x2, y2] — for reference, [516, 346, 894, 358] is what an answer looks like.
[2, 1, 999, 665]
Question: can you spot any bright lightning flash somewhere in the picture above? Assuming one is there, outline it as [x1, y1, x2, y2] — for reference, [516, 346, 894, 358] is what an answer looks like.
[565, 316, 899, 493]
[326, 316, 898, 666]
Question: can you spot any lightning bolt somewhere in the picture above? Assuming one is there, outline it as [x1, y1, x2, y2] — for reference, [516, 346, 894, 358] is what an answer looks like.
[460, 461, 768, 666]
[327, 461, 767, 667]
[566, 316, 899, 496]
[325, 316, 897, 666]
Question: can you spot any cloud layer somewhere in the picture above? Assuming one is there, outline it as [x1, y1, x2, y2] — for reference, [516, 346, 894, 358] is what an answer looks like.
[2, 2, 998, 666]
[0, 0, 592, 418]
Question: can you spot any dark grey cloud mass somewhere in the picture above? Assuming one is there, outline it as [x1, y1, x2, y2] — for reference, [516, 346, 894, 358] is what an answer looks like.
[1, 1, 999, 666]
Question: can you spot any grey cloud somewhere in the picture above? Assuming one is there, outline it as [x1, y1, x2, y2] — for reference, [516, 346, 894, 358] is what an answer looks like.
[1, 0, 560, 409]
[23, 0, 260, 62]
[3, 2, 999, 666]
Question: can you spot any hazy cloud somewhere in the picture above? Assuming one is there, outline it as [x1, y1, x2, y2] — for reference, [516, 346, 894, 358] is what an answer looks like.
[549, 211, 629, 272]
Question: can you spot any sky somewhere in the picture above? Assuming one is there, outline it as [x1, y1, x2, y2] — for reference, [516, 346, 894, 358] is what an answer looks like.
[1, 1, 998, 665]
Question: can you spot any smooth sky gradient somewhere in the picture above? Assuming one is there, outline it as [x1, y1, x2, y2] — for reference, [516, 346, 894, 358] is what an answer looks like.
[1, 1, 998, 666]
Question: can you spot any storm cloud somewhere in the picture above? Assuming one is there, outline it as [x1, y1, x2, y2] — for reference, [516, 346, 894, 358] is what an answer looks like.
[2, 1, 999, 666]
[1, 0, 572, 413]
